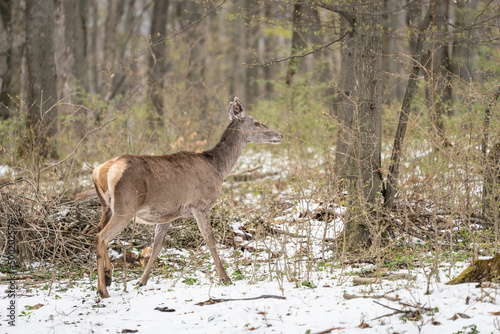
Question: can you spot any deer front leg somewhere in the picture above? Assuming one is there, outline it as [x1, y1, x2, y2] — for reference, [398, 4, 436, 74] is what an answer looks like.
[138, 222, 172, 287]
[192, 209, 231, 285]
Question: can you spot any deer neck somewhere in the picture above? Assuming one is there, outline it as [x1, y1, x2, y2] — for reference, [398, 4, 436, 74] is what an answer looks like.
[203, 120, 247, 179]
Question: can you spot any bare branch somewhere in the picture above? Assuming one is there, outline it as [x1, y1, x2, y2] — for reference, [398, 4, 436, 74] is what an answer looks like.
[244, 32, 348, 68]
[39, 117, 117, 174]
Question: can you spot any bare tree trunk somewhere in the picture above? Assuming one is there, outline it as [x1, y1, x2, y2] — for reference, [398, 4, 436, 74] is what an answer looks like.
[148, 0, 169, 122]
[334, 15, 355, 182]
[229, 0, 247, 99]
[24, 0, 58, 159]
[427, 0, 452, 143]
[54, 0, 88, 102]
[384, 0, 437, 209]
[286, 1, 308, 85]
[481, 88, 500, 222]
[103, 0, 126, 100]
[382, 0, 403, 102]
[344, 0, 384, 249]
[0, 0, 23, 119]
[245, 0, 259, 102]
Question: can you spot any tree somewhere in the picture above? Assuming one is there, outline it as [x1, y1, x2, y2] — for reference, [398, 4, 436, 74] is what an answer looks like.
[0, 0, 24, 119]
[24, 0, 58, 158]
[148, 0, 170, 121]
[334, 12, 355, 182]
[320, 0, 384, 249]
[343, 0, 384, 249]
[384, 0, 437, 209]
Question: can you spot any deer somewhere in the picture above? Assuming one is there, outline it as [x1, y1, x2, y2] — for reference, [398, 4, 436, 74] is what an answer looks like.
[92, 97, 282, 298]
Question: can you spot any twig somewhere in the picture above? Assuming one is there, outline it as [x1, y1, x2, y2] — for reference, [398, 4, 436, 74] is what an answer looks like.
[115, 0, 226, 71]
[196, 294, 286, 306]
[229, 164, 263, 177]
[314, 327, 345, 334]
[244, 32, 349, 68]
[39, 117, 116, 174]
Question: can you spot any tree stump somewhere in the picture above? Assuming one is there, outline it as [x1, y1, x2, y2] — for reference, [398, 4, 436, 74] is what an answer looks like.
[446, 254, 500, 284]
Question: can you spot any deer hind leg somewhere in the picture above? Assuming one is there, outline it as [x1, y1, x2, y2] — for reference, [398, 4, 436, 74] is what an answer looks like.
[95, 212, 133, 298]
[138, 221, 173, 287]
[192, 209, 231, 285]
[96, 207, 113, 287]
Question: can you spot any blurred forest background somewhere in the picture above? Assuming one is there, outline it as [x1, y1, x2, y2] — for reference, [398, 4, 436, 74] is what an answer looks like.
[1, 0, 500, 271]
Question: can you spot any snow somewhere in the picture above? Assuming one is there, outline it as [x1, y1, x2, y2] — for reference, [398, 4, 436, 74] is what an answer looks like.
[3, 151, 500, 333]
[4, 262, 500, 334]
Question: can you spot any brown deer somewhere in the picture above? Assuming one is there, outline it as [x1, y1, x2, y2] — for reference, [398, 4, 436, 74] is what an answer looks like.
[93, 97, 282, 298]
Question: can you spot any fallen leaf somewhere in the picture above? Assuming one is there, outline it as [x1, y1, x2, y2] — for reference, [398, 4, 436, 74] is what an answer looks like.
[32, 303, 44, 310]
[358, 320, 370, 329]
[141, 246, 152, 257]
[489, 311, 500, 316]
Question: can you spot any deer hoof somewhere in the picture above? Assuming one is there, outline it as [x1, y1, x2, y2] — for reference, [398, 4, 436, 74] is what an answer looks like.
[98, 289, 110, 298]
[136, 281, 144, 287]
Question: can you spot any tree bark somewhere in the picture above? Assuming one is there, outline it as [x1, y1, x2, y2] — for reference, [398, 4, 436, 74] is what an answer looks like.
[384, 0, 437, 209]
[334, 14, 355, 182]
[0, 0, 23, 119]
[286, 1, 308, 85]
[147, 0, 169, 122]
[25, 0, 58, 158]
[343, 0, 384, 249]
[427, 0, 452, 142]
[54, 0, 88, 101]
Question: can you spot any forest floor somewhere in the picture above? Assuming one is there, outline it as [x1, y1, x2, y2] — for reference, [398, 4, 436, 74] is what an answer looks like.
[3, 252, 500, 334]
[2, 150, 500, 333]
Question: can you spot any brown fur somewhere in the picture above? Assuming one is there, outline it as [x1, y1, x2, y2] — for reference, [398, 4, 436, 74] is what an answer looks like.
[93, 98, 282, 298]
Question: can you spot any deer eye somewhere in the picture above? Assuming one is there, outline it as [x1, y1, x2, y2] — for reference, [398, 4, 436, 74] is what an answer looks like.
[254, 122, 261, 127]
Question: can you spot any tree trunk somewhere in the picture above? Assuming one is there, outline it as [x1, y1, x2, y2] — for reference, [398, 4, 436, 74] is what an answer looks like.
[334, 14, 355, 182]
[0, 0, 23, 119]
[344, 0, 384, 249]
[245, 0, 259, 103]
[427, 0, 452, 143]
[24, 0, 58, 159]
[54, 0, 88, 102]
[382, 0, 403, 102]
[148, 0, 169, 122]
[384, 0, 437, 209]
[286, 2, 308, 85]
[103, 0, 126, 100]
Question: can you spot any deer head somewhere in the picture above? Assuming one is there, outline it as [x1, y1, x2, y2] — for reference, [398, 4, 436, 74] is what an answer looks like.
[228, 97, 283, 144]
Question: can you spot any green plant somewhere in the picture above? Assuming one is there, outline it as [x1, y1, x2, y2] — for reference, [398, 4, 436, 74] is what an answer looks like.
[453, 324, 479, 334]
[181, 277, 198, 286]
[301, 281, 316, 289]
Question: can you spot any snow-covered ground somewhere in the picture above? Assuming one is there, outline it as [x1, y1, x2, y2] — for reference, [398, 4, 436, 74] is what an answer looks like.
[3, 260, 499, 334]
[3, 151, 500, 333]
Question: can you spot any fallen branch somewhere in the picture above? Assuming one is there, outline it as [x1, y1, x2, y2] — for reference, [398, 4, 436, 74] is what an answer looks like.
[343, 292, 400, 302]
[352, 273, 410, 285]
[370, 299, 435, 321]
[196, 294, 286, 306]
[314, 327, 345, 334]
[0, 273, 53, 281]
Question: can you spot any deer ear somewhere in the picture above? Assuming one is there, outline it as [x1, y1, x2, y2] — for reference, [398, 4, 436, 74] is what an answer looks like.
[228, 97, 246, 120]
[227, 102, 234, 120]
